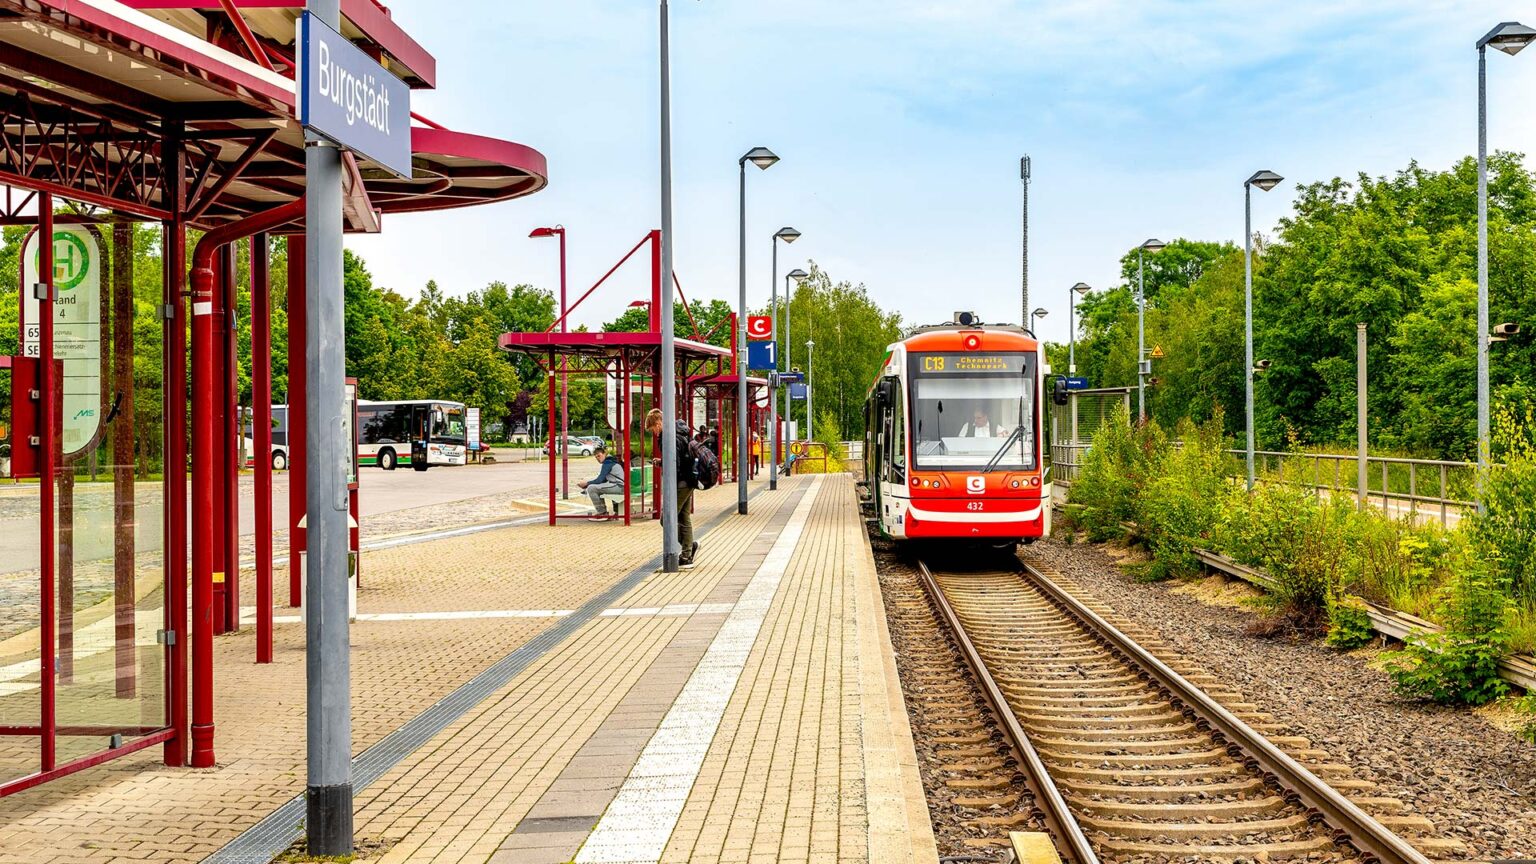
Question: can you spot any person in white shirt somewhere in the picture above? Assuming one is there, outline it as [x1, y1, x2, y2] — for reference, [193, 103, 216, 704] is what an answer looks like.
[959, 407, 1000, 438]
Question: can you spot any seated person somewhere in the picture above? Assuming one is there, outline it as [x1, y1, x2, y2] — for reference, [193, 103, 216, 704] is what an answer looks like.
[578, 444, 626, 516]
[958, 407, 1001, 437]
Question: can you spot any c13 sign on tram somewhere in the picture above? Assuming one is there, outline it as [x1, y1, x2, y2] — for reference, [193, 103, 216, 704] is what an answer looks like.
[20, 226, 102, 456]
[296, 11, 412, 178]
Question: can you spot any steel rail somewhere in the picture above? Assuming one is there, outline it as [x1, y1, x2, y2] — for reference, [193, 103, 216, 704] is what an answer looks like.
[913, 560, 1100, 864]
[1016, 559, 1432, 864]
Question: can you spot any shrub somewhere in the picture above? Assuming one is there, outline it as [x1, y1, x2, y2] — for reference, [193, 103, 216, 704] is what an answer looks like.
[1516, 693, 1536, 745]
[1069, 405, 1168, 541]
[1138, 415, 1236, 580]
[1325, 594, 1376, 649]
[1387, 547, 1512, 705]
[1467, 408, 1536, 609]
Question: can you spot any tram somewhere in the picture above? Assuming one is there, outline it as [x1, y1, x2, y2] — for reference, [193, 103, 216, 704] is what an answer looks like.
[862, 314, 1050, 546]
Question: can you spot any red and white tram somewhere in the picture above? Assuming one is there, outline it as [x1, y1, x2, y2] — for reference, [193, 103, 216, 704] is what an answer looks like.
[862, 315, 1050, 546]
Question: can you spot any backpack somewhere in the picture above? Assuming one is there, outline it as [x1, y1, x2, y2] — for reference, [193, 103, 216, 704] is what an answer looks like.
[688, 439, 719, 490]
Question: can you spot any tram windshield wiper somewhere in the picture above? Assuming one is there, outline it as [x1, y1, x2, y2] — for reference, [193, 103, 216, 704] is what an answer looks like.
[981, 424, 1024, 473]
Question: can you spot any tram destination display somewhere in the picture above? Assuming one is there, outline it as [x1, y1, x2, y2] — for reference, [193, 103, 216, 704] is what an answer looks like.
[913, 353, 1028, 375]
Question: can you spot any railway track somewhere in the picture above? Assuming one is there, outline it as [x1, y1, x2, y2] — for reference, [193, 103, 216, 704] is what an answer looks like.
[914, 554, 1456, 864]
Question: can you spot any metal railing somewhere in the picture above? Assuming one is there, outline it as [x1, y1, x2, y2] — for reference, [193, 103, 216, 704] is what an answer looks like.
[1049, 441, 1475, 527]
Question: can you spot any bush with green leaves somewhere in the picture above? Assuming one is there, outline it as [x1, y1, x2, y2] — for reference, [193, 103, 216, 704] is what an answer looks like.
[1069, 405, 1168, 541]
[1138, 415, 1236, 580]
[1467, 409, 1536, 609]
[1387, 546, 1512, 705]
[1325, 595, 1377, 649]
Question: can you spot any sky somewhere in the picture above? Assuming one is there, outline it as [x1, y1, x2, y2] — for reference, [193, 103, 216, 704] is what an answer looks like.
[347, 1, 1536, 352]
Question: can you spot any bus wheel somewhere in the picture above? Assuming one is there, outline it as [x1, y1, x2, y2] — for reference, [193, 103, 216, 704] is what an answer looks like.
[272, 450, 288, 472]
[380, 449, 397, 471]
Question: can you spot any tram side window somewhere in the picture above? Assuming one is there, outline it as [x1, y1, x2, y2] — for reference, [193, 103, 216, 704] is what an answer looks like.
[890, 387, 906, 478]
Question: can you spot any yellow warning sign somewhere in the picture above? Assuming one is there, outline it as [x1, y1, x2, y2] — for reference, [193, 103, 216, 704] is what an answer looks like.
[1150, 345, 1165, 359]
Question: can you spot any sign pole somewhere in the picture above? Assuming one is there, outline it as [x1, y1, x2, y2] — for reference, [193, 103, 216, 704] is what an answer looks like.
[304, 0, 353, 853]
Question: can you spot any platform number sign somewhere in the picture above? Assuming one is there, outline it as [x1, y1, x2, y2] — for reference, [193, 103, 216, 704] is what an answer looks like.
[746, 315, 773, 340]
[20, 226, 102, 457]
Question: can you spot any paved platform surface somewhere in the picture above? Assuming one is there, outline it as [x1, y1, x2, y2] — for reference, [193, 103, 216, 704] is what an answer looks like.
[0, 474, 936, 864]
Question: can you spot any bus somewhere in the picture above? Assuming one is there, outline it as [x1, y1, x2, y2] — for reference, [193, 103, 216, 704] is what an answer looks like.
[244, 400, 468, 471]
[357, 399, 468, 470]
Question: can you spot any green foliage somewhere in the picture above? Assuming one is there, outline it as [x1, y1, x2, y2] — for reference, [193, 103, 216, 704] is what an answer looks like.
[1387, 554, 1512, 705]
[1515, 692, 1536, 745]
[1059, 153, 1536, 459]
[1467, 409, 1536, 608]
[1325, 595, 1377, 649]
[1137, 415, 1236, 580]
[1067, 404, 1166, 540]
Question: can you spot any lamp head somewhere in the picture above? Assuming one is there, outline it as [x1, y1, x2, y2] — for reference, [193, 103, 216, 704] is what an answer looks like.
[787, 268, 809, 281]
[1141, 238, 1167, 253]
[529, 226, 561, 238]
[775, 226, 802, 244]
[1032, 307, 1049, 320]
[1246, 170, 1284, 192]
[1479, 21, 1536, 55]
[1071, 281, 1092, 295]
[742, 147, 780, 170]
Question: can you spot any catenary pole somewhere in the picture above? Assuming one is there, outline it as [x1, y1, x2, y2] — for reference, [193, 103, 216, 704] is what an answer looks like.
[304, 0, 352, 854]
[660, 0, 681, 568]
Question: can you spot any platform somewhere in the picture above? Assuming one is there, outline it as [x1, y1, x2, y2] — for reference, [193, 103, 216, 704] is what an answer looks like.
[0, 474, 937, 864]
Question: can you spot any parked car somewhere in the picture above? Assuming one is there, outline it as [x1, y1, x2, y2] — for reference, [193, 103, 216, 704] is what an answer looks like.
[546, 436, 594, 456]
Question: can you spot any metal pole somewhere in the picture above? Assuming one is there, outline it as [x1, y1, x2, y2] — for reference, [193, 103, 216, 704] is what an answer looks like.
[806, 340, 815, 442]
[1136, 247, 1145, 422]
[560, 228, 569, 500]
[660, 0, 682, 568]
[735, 155, 749, 515]
[1476, 44, 1490, 514]
[305, 0, 353, 852]
[253, 232, 273, 664]
[769, 237, 779, 490]
[1020, 155, 1030, 326]
[1357, 324, 1367, 510]
[1068, 291, 1075, 375]
[1245, 182, 1255, 491]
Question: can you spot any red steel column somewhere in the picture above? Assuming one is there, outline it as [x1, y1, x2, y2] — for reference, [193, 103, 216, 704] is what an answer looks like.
[547, 352, 556, 526]
[223, 245, 240, 632]
[209, 245, 228, 635]
[252, 233, 273, 662]
[38, 195, 57, 771]
[162, 123, 189, 765]
[190, 236, 218, 768]
[287, 234, 306, 607]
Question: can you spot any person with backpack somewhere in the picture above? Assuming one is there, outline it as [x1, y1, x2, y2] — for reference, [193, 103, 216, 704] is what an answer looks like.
[646, 408, 713, 569]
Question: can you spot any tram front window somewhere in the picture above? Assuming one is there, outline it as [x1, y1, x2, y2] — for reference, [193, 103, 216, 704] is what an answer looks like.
[909, 354, 1035, 471]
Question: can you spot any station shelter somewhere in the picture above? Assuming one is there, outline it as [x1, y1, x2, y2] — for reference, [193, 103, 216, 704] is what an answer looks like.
[0, 0, 547, 795]
[500, 231, 765, 524]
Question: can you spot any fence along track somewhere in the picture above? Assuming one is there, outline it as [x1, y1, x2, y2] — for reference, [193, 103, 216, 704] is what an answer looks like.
[917, 555, 1442, 864]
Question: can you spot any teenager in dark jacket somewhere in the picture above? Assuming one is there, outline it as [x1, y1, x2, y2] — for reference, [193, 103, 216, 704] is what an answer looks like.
[646, 408, 698, 567]
[578, 444, 625, 517]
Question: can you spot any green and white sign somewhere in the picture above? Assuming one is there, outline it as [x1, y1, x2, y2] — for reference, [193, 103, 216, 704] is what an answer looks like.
[21, 226, 103, 456]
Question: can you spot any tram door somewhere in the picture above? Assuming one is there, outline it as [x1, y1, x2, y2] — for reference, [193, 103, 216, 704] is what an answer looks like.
[1, 220, 171, 793]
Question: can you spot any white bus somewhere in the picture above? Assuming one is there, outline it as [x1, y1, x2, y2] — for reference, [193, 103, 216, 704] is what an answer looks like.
[244, 400, 469, 471]
[357, 399, 468, 471]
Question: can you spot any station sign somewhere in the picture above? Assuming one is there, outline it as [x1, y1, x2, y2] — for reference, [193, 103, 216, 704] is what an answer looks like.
[747, 340, 776, 371]
[298, 12, 412, 178]
[789, 383, 808, 401]
[746, 315, 773, 340]
[21, 226, 102, 457]
[1065, 376, 1089, 390]
[775, 371, 804, 384]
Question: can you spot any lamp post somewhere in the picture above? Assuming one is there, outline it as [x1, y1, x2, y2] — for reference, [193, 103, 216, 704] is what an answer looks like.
[1136, 238, 1166, 422]
[1068, 282, 1090, 375]
[805, 338, 815, 444]
[1032, 307, 1048, 328]
[1476, 21, 1534, 512]
[769, 227, 800, 490]
[785, 267, 808, 442]
[737, 146, 779, 515]
[530, 226, 568, 498]
[1244, 170, 1283, 492]
[659, 0, 681, 570]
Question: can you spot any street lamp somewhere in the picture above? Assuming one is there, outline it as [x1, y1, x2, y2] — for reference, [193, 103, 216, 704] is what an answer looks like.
[1032, 307, 1048, 326]
[1244, 170, 1282, 492]
[1069, 282, 1091, 375]
[529, 226, 570, 499]
[1136, 238, 1166, 422]
[659, 0, 681, 570]
[1475, 21, 1534, 512]
[769, 227, 800, 490]
[805, 338, 815, 444]
[737, 146, 779, 515]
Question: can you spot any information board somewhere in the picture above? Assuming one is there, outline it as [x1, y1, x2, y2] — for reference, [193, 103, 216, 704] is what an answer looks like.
[21, 226, 102, 457]
[466, 407, 481, 451]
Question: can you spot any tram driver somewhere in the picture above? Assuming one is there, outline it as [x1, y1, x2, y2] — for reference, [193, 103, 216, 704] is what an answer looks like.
[958, 406, 1001, 438]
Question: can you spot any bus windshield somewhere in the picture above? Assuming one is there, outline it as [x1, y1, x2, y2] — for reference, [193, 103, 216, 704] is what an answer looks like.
[434, 405, 467, 443]
[908, 353, 1035, 471]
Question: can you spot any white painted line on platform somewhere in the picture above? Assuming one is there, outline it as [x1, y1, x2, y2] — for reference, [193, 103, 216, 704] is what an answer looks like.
[575, 476, 824, 864]
[237, 601, 738, 627]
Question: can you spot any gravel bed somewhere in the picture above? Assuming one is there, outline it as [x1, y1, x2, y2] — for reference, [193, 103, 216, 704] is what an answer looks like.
[1030, 535, 1536, 860]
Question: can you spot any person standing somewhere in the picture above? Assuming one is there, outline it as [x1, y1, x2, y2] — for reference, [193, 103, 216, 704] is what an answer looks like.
[647, 408, 697, 568]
